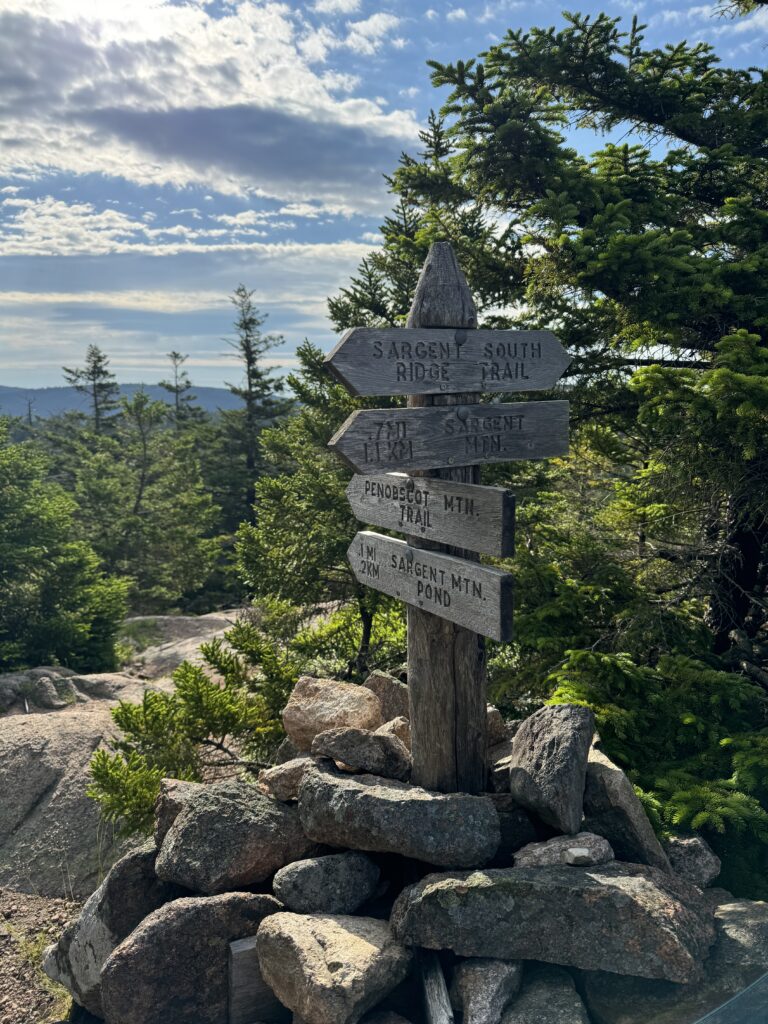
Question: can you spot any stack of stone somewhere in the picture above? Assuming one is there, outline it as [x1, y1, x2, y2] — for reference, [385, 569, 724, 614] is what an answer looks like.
[44, 673, 768, 1024]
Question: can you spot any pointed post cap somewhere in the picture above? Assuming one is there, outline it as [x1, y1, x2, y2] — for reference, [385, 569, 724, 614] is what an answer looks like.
[406, 241, 477, 330]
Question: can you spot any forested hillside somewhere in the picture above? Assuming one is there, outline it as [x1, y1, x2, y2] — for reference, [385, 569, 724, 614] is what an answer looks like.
[2, 13, 767, 901]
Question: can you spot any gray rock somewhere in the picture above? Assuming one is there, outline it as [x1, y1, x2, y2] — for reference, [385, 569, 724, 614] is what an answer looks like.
[583, 747, 671, 871]
[298, 764, 499, 868]
[665, 835, 721, 888]
[156, 780, 316, 894]
[283, 676, 384, 752]
[502, 966, 590, 1024]
[581, 897, 768, 1024]
[375, 717, 411, 750]
[257, 913, 413, 1024]
[514, 832, 614, 868]
[363, 672, 410, 722]
[311, 727, 411, 781]
[486, 705, 507, 748]
[488, 795, 538, 866]
[101, 892, 280, 1024]
[0, 705, 132, 897]
[391, 862, 715, 983]
[153, 777, 202, 847]
[451, 959, 522, 1024]
[488, 738, 514, 793]
[275, 736, 302, 764]
[31, 676, 67, 709]
[258, 757, 314, 802]
[363, 1014, 413, 1024]
[508, 704, 595, 834]
[42, 845, 184, 1017]
[273, 853, 380, 914]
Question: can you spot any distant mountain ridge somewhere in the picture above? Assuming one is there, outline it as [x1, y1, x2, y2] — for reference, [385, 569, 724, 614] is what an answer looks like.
[0, 384, 242, 420]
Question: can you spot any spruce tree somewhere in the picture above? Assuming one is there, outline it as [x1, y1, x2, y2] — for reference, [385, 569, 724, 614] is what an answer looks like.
[63, 345, 120, 434]
[159, 351, 203, 430]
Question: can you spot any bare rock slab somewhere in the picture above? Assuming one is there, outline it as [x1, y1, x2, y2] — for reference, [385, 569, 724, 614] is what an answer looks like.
[43, 845, 185, 1017]
[273, 852, 381, 914]
[283, 676, 384, 752]
[156, 779, 315, 894]
[514, 832, 614, 868]
[451, 959, 522, 1024]
[390, 863, 715, 983]
[312, 727, 411, 781]
[257, 913, 413, 1024]
[583, 747, 671, 871]
[508, 704, 595, 834]
[101, 892, 280, 1024]
[363, 672, 410, 722]
[298, 764, 499, 868]
[258, 758, 314, 802]
[665, 835, 721, 888]
[584, 895, 768, 1024]
[502, 966, 590, 1024]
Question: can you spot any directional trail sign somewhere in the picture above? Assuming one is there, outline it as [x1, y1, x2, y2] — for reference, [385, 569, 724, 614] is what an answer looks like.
[348, 531, 514, 642]
[347, 473, 515, 557]
[325, 328, 570, 397]
[329, 400, 569, 473]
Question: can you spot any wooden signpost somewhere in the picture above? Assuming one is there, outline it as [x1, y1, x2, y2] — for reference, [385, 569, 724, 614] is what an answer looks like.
[326, 327, 570, 396]
[325, 241, 570, 795]
[348, 531, 514, 641]
[346, 473, 515, 557]
[329, 400, 569, 473]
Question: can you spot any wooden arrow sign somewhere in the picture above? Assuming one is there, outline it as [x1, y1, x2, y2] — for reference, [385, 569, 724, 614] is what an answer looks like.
[325, 328, 570, 396]
[347, 473, 515, 557]
[348, 531, 514, 641]
[329, 400, 569, 473]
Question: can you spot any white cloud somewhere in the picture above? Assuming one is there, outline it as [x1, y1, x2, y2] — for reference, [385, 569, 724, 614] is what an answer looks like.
[360, 231, 383, 243]
[425, 9, 438, 19]
[447, 8, 468, 21]
[0, 186, 23, 195]
[399, 86, 419, 98]
[344, 13, 402, 55]
[314, 0, 361, 13]
[0, 1, 419, 214]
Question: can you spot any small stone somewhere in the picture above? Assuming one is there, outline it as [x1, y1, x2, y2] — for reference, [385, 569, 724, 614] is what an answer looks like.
[258, 758, 314, 802]
[283, 677, 384, 752]
[32, 676, 66, 709]
[363, 672, 410, 722]
[375, 717, 411, 750]
[514, 832, 614, 869]
[298, 764, 499, 868]
[391, 863, 715, 984]
[665, 835, 721, 888]
[101, 893, 280, 1024]
[486, 705, 507, 748]
[275, 736, 302, 764]
[451, 959, 522, 1024]
[312, 727, 411, 781]
[488, 739, 514, 793]
[257, 913, 413, 1024]
[156, 780, 316, 894]
[273, 853, 380, 914]
[501, 966, 589, 1024]
[43, 845, 185, 1017]
[583, 747, 671, 871]
[508, 704, 595, 834]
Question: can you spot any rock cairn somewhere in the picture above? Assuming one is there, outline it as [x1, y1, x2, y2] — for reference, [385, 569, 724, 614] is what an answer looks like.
[44, 673, 768, 1024]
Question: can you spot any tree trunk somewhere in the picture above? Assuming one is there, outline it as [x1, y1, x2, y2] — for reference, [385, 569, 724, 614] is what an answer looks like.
[707, 498, 768, 653]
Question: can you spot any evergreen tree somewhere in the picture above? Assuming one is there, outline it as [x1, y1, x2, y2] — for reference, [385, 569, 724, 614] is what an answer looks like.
[0, 418, 127, 670]
[63, 345, 120, 434]
[159, 351, 203, 430]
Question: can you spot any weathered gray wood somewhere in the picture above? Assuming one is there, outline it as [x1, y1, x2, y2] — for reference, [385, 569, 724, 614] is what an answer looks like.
[325, 327, 570, 396]
[420, 950, 455, 1024]
[348, 531, 513, 641]
[347, 472, 515, 556]
[229, 936, 288, 1024]
[404, 241, 488, 795]
[329, 400, 569, 473]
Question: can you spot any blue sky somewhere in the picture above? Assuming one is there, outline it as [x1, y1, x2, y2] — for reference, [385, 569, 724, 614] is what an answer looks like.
[0, 0, 765, 388]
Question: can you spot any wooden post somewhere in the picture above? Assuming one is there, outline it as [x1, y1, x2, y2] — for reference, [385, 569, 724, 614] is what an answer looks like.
[406, 241, 488, 794]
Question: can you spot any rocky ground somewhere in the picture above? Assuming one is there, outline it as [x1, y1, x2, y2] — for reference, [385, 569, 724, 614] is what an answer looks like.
[0, 611, 239, 1022]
